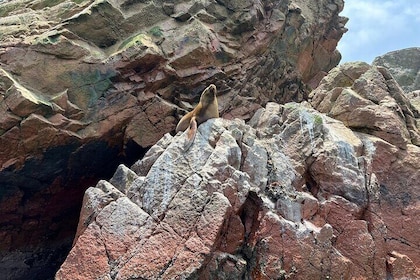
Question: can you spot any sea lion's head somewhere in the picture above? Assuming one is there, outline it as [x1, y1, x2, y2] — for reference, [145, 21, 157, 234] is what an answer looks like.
[200, 84, 217, 105]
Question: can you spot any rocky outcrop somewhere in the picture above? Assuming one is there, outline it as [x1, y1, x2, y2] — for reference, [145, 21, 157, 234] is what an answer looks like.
[372, 47, 420, 93]
[310, 62, 420, 147]
[0, 0, 347, 278]
[57, 79, 420, 279]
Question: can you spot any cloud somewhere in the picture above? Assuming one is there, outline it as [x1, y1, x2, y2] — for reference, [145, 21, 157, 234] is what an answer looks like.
[337, 0, 420, 63]
[404, 4, 420, 22]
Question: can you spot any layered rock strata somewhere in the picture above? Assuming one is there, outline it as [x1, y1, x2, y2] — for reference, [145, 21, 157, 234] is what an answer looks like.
[0, 0, 347, 277]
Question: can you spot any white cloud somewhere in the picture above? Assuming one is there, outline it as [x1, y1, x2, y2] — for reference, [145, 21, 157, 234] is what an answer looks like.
[337, 0, 420, 63]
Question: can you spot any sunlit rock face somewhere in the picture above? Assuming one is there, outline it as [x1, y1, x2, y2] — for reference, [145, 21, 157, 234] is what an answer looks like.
[0, 0, 347, 277]
[3, 0, 420, 279]
[310, 62, 420, 147]
[58, 93, 420, 279]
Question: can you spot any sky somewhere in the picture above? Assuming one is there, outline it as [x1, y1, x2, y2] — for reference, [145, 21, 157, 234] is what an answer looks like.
[337, 0, 420, 64]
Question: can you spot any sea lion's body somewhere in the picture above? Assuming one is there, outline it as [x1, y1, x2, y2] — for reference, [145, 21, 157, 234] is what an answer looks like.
[176, 84, 219, 149]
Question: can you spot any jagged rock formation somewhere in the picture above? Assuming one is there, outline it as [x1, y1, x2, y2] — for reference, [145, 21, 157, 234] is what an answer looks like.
[57, 63, 420, 279]
[310, 61, 420, 147]
[372, 47, 420, 94]
[0, 0, 347, 278]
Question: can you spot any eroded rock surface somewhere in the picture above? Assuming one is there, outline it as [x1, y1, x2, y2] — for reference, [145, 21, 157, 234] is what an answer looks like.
[57, 95, 420, 279]
[310, 62, 420, 147]
[3, 0, 420, 279]
[0, 0, 347, 277]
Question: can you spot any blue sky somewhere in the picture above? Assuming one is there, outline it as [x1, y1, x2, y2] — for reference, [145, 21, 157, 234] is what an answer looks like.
[337, 0, 420, 63]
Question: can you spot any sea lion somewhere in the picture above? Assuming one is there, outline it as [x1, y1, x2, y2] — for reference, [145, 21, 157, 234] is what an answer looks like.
[176, 84, 219, 150]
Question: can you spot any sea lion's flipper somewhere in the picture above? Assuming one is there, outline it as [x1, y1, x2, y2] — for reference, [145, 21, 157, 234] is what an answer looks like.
[183, 116, 197, 151]
[176, 113, 192, 133]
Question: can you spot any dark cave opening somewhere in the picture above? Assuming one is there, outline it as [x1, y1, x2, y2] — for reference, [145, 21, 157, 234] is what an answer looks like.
[0, 139, 148, 280]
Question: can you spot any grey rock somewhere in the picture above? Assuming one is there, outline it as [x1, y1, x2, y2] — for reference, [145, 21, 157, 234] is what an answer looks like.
[373, 47, 420, 93]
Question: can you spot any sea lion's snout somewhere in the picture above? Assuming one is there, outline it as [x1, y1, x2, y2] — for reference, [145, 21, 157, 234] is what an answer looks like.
[205, 84, 217, 96]
[209, 84, 216, 93]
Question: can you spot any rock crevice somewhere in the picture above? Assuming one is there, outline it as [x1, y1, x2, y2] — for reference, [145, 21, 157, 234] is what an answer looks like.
[57, 72, 420, 278]
[1, 0, 419, 279]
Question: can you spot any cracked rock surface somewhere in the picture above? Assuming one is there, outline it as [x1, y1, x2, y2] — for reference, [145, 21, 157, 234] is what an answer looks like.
[57, 80, 419, 279]
[0, 0, 346, 277]
[1, 0, 419, 279]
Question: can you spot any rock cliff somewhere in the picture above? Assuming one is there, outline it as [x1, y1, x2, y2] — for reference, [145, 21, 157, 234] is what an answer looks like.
[373, 47, 420, 94]
[57, 63, 420, 280]
[1, 0, 419, 279]
[0, 0, 347, 278]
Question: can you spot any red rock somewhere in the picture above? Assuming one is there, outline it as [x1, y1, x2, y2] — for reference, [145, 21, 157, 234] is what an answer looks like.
[1, 0, 419, 279]
[0, 107, 21, 131]
[335, 220, 376, 276]
[221, 214, 245, 254]
[387, 251, 420, 279]
[55, 224, 111, 280]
